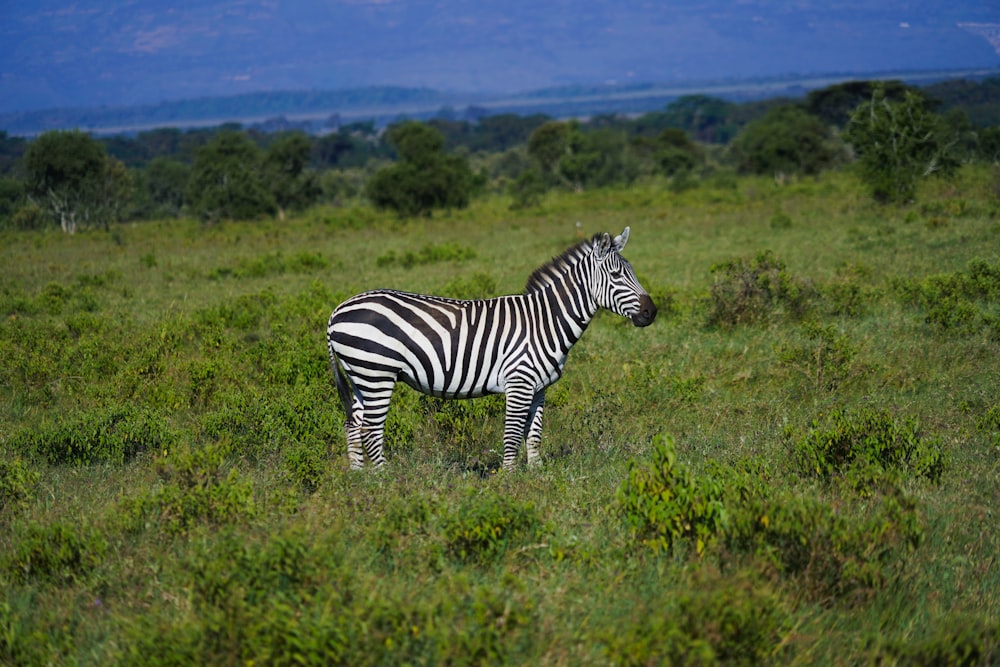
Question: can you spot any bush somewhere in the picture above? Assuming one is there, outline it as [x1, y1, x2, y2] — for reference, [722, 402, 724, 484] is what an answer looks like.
[117, 441, 256, 535]
[894, 258, 1000, 335]
[603, 569, 791, 666]
[844, 85, 960, 203]
[442, 488, 542, 564]
[0, 456, 39, 515]
[708, 251, 815, 327]
[618, 434, 727, 555]
[731, 105, 846, 176]
[778, 321, 859, 391]
[724, 489, 922, 603]
[790, 407, 946, 487]
[873, 616, 1000, 665]
[366, 122, 474, 217]
[376, 242, 476, 268]
[5, 519, 107, 584]
[10, 404, 176, 465]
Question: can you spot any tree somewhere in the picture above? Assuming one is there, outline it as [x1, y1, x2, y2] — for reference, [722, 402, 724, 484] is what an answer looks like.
[730, 105, 845, 177]
[844, 85, 960, 204]
[805, 80, 913, 127]
[186, 130, 276, 222]
[23, 130, 131, 232]
[365, 122, 473, 217]
[263, 132, 321, 219]
[141, 157, 190, 218]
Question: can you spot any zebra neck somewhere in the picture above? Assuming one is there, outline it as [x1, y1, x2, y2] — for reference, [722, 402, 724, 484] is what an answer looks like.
[532, 272, 598, 344]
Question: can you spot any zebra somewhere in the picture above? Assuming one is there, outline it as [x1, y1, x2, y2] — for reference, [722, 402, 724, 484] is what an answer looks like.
[326, 227, 657, 470]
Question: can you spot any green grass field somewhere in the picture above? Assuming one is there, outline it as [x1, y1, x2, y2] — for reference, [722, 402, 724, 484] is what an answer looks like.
[2, 169, 999, 664]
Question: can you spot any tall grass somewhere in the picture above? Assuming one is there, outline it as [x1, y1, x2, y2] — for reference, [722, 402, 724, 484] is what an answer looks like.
[1, 167, 999, 664]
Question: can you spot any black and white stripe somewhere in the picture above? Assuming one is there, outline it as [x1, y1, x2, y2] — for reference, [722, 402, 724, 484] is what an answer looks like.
[327, 227, 657, 470]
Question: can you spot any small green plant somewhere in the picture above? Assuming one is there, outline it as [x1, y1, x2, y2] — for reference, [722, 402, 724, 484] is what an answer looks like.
[603, 569, 792, 666]
[376, 242, 476, 268]
[117, 441, 256, 535]
[790, 407, 946, 487]
[778, 321, 858, 391]
[724, 489, 922, 603]
[872, 615, 1000, 665]
[618, 434, 727, 555]
[894, 258, 1000, 335]
[708, 250, 815, 327]
[442, 488, 542, 564]
[0, 456, 39, 515]
[10, 404, 176, 465]
[440, 272, 497, 300]
[5, 519, 107, 584]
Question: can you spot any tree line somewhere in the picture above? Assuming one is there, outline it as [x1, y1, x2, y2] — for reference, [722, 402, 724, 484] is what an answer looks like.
[1, 77, 1000, 230]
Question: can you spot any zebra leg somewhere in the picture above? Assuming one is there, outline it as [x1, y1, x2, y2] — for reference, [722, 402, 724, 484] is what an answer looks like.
[358, 382, 395, 468]
[345, 394, 365, 470]
[502, 383, 534, 471]
[525, 389, 546, 467]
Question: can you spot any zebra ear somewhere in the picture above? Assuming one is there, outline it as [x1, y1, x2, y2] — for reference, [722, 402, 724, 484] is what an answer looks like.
[594, 232, 613, 260]
[613, 227, 630, 252]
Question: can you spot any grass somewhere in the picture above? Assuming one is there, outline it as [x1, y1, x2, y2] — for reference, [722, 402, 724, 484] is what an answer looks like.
[2, 167, 1000, 664]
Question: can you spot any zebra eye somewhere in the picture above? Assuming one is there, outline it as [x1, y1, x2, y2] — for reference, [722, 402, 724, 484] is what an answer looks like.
[610, 269, 622, 278]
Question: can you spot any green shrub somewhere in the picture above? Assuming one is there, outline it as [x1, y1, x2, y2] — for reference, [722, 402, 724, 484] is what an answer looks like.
[603, 569, 791, 666]
[708, 250, 815, 327]
[376, 241, 476, 268]
[117, 441, 256, 535]
[894, 258, 1000, 335]
[778, 321, 859, 391]
[440, 272, 498, 300]
[844, 85, 960, 204]
[873, 616, 1000, 666]
[10, 404, 176, 465]
[791, 407, 946, 487]
[618, 434, 727, 555]
[281, 440, 329, 493]
[724, 490, 922, 603]
[0, 456, 39, 515]
[442, 489, 542, 564]
[5, 519, 107, 584]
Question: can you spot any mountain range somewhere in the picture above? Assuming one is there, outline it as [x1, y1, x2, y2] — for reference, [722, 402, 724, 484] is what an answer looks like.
[2, 1, 1000, 130]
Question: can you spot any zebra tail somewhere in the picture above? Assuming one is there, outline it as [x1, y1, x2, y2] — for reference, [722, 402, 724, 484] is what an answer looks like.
[329, 349, 354, 421]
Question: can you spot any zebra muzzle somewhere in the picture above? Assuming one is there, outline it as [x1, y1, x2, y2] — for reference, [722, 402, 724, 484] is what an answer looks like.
[631, 294, 657, 327]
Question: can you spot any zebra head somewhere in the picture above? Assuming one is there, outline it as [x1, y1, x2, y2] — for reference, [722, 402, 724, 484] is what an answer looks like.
[591, 227, 657, 327]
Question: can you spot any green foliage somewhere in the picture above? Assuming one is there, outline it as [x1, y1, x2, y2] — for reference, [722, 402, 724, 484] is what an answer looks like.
[894, 258, 1000, 335]
[366, 121, 474, 217]
[845, 84, 961, 203]
[708, 250, 815, 327]
[376, 241, 476, 268]
[778, 321, 859, 390]
[10, 404, 176, 465]
[120, 441, 256, 535]
[730, 104, 846, 176]
[790, 407, 945, 487]
[0, 456, 39, 515]
[440, 272, 498, 300]
[208, 249, 328, 280]
[22, 129, 132, 232]
[262, 131, 321, 217]
[604, 569, 791, 666]
[186, 129, 276, 222]
[872, 616, 1000, 665]
[618, 434, 727, 555]
[442, 489, 543, 563]
[4, 520, 107, 584]
[724, 489, 922, 602]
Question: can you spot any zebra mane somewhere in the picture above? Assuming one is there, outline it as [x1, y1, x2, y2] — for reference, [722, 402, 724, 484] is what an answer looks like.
[524, 234, 599, 294]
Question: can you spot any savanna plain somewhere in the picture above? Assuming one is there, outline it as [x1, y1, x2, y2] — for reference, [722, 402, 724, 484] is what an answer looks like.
[2, 169, 1000, 665]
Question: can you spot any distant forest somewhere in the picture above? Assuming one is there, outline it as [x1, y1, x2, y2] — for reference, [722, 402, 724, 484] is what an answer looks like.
[1, 76, 999, 228]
